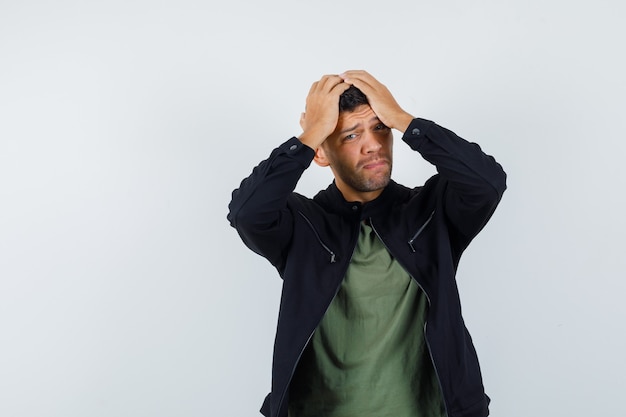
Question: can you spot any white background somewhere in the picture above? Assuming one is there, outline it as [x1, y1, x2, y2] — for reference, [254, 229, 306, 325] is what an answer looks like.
[1, 0, 625, 416]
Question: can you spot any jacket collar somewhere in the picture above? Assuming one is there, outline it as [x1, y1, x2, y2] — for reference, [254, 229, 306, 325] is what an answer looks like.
[313, 180, 409, 221]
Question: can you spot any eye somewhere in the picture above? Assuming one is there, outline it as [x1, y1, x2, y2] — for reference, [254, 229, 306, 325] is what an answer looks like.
[374, 123, 389, 131]
[343, 133, 358, 141]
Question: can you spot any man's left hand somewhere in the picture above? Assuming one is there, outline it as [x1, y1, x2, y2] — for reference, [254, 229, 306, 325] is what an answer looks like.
[340, 70, 414, 133]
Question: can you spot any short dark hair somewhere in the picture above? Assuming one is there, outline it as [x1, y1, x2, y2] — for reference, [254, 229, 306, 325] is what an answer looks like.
[339, 85, 368, 113]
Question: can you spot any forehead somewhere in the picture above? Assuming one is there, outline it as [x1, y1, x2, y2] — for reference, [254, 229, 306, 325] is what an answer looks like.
[337, 104, 378, 127]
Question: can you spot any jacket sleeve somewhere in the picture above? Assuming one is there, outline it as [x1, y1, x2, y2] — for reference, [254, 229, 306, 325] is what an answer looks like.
[402, 118, 507, 247]
[227, 137, 315, 270]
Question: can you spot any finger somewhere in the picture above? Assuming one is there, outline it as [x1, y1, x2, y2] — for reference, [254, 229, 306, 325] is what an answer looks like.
[330, 80, 351, 96]
[307, 81, 319, 96]
[343, 76, 375, 97]
[340, 70, 375, 83]
[340, 69, 368, 78]
[318, 74, 344, 92]
[340, 70, 380, 91]
[299, 112, 306, 130]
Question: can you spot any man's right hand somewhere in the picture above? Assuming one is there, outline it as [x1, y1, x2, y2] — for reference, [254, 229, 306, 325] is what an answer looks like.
[298, 75, 351, 150]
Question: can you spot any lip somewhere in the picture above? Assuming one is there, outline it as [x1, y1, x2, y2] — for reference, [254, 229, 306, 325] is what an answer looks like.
[361, 159, 389, 169]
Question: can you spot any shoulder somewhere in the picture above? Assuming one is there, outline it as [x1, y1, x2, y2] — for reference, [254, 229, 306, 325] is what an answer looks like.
[288, 191, 326, 215]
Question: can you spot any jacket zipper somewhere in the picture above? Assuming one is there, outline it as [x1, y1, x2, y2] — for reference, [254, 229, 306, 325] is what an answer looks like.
[276, 329, 317, 417]
[298, 211, 336, 263]
[424, 321, 449, 417]
[408, 210, 435, 252]
[275, 218, 360, 416]
[370, 217, 449, 417]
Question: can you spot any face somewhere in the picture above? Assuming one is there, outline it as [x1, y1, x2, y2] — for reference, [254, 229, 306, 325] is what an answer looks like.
[315, 105, 393, 203]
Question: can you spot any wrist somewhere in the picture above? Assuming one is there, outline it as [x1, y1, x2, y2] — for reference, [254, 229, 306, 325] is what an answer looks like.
[298, 130, 328, 150]
[391, 112, 415, 133]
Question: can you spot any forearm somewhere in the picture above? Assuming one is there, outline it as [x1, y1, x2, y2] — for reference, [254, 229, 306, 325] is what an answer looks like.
[402, 118, 506, 199]
[228, 138, 313, 226]
[403, 118, 507, 241]
[227, 138, 314, 263]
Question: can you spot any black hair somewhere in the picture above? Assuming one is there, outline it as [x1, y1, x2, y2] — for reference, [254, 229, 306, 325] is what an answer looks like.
[339, 85, 368, 113]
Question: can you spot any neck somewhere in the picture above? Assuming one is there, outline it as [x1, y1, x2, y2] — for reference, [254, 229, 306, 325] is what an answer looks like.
[335, 182, 384, 203]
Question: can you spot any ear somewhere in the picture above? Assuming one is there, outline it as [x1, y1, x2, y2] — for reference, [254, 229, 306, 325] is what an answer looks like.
[313, 145, 330, 167]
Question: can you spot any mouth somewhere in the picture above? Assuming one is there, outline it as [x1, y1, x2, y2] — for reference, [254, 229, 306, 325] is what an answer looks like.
[361, 158, 390, 170]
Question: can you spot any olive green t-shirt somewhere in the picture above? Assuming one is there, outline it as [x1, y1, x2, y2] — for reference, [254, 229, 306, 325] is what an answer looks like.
[288, 221, 445, 417]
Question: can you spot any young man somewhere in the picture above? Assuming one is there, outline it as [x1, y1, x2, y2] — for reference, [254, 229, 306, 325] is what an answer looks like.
[227, 71, 506, 417]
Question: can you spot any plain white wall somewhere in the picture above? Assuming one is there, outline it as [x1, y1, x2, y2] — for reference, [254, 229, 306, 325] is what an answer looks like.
[1, 0, 625, 416]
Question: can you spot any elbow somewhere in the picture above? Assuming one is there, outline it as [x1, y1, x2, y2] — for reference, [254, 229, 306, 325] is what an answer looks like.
[494, 165, 507, 199]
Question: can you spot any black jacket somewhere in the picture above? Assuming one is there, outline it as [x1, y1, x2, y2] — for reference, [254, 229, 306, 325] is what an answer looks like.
[228, 118, 507, 417]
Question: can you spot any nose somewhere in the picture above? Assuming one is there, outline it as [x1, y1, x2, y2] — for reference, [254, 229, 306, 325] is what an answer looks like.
[362, 130, 383, 153]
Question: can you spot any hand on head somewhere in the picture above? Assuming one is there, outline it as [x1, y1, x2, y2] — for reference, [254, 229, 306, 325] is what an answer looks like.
[298, 75, 351, 150]
[299, 71, 413, 150]
[339, 71, 414, 133]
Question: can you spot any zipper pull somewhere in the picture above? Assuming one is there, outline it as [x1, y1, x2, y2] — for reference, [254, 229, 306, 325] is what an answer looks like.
[408, 241, 416, 253]
[407, 210, 435, 253]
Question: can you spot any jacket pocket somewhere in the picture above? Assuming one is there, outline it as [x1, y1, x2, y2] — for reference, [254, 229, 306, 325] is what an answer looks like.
[298, 211, 337, 263]
[408, 210, 435, 252]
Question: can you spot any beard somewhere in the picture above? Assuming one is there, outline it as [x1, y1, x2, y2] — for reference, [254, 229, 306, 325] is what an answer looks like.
[332, 158, 393, 193]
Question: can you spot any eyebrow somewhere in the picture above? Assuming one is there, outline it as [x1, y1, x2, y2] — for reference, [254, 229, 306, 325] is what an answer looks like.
[339, 116, 382, 135]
